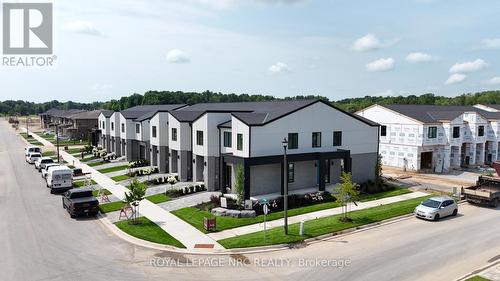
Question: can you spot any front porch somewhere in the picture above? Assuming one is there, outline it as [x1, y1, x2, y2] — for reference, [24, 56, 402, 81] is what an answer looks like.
[221, 150, 352, 200]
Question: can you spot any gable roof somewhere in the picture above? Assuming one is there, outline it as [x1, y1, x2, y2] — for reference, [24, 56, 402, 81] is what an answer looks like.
[68, 110, 104, 120]
[120, 104, 185, 120]
[380, 104, 500, 123]
[100, 110, 114, 118]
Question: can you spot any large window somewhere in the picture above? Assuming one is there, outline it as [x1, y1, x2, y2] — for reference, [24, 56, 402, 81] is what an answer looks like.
[171, 128, 177, 141]
[152, 126, 157, 138]
[380, 125, 387, 136]
[312, 132, 321, 148]
[428, 127, 437, 139]
[452, 126, 460, 138]
[333, 131, 342, 146]
[196, 130, 204, 146]
[288, 133, 298, 149]
[223, 131, 231, 148]
[237, 133, 243, 151]
[135, 123, 140, 134]
[478, 125, 484, 137]
[287, 163, 294, 183]
[121, 123, 125, 133]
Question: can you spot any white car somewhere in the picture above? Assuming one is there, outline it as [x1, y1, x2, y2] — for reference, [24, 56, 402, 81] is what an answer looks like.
[25, 146, 41, 156]
[42, 164, 60, 178]
[35, 157, 54, 171]
[414, 196, 458, 221]
[26, 152, 42, 164]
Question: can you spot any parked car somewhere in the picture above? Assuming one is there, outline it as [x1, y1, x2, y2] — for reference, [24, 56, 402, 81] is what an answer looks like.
[62, 188, 99, 218]
[26, 152, 42, 164]
[46, 166, 73, 193]
[414, 196, 458, 221]
[25, 146, 41, 156]
[35, 157, 54, 171]
[41, 164, 60, 178]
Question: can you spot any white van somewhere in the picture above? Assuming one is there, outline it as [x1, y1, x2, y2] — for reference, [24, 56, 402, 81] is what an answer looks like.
[41, 164, 60, 178]
[26, 152, 42, 164]
[46, 166, 73, 193]
[25, 146, 41, 156]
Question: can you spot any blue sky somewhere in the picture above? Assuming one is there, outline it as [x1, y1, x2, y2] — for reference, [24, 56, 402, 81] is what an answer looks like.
[2, 0, 500, 102]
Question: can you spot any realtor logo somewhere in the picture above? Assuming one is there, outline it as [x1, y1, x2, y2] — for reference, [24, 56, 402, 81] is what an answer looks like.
[2, 3, 53, 55]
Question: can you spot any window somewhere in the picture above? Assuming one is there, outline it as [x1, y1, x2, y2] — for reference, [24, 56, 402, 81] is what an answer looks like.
[287, 163, 294, 183]
[333, 131, 342, 146]
[121, 123, 125, 133]
[101, 121, 105, 129]
[478, 125, 484, 137]
[196, 130, 204, 146]
[111, 122, 114, 130]
[288, 133, 298, 149]
[452, 126, 460, 138]
[135, 123, 140, 134]
[171, 128, 177, 141]
[152, 126, 157, 138]
[380, 125, 387, 136]
[324, 159, 330, 183]
[428, 127, 437, 139]
[223, 131, 231, 148]
[237, 133, 243, 151]
[312, 132, 321, 147]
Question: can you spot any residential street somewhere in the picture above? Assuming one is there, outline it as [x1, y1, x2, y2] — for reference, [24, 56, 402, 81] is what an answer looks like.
[1, 121, 499, 281]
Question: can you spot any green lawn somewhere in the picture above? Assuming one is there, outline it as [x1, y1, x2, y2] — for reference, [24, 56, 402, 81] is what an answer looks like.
[88, 161, 107, 167]
[64, 148, 83, 154]
[28, 141, 43, 145]
[42, 151, 55, 157]
[115, 217, 185, 248]
[99, 201, 126, 213]
[218, 195, 432, 249]
[98, 165, 128, 173]
[92, 188, 111, 197]
[111, 174, 130, 181]
[73, 179, 97, 187]
[146, 193, 171, 204]
[172, 188, 412, 233]
[465, 277, 491, 281]
[81, 156, 100, 162]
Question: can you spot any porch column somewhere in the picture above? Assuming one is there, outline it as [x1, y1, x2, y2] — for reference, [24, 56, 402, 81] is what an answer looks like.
[244, 162, 250, 200]
[344, 156, 352, 173]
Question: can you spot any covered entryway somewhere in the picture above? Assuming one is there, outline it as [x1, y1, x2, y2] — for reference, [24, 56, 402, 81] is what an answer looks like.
[420, 152, 432, 170]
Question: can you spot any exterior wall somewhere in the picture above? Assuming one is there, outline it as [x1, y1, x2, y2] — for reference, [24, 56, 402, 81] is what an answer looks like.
[250, 102, 378, 157]
[351, 152, 378, 183]
[231, 117, 250, 158]
[249, 164, 281, 196]
[168, 114, 191, 151]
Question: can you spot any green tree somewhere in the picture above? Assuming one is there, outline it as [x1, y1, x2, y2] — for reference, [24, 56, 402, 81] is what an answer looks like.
[336, 172, 359, 222]
[124, 179, 146, 224]
[234, 164, 245, 207]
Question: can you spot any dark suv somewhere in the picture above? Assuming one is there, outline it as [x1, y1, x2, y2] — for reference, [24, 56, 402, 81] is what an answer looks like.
[62, 188, 99, 218]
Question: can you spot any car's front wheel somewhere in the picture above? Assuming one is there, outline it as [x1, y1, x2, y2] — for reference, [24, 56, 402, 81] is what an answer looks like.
[452, 209, 458, 216]
[434, 214, 440, 221]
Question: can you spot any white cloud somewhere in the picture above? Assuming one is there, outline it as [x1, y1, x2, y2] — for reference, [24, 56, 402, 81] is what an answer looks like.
[62, 21, 102, 36]
[92, 83, 113, 94]
[268, 62, 291, 74]
[445, 73, 466, 85]
[480, 38, 500, 49]
[365, 58, 395, 72]
[482, 76, 500, 85]
[352, 34, 399, 52]
[405, 52, 436, 63]
[449, 59, 487, 73]
[166, 49, 190, 63]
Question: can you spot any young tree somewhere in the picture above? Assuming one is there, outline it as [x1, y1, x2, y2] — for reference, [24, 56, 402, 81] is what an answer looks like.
[336, 172, 359, 222]
[124, 179, 146, 224]
[234, 164, 245, 207]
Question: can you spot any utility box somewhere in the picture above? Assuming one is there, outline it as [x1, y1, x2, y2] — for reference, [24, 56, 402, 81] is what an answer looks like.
[203, 217, 216, 232]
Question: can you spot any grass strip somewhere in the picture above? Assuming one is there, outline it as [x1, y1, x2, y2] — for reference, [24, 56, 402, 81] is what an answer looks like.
[115, 217, 185, 248]
[111, 174, 130, 181]
[145, 193, 171, 204]
[98, 164, 128, 173]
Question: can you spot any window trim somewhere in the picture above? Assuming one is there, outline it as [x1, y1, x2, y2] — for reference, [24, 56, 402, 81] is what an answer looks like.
[312, 132, 321, 148]
[333, 131, 342, 147]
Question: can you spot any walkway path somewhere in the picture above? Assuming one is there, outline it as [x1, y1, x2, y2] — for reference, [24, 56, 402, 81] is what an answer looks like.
[27, 130, 224, 250]
[208, 191, 429, 241]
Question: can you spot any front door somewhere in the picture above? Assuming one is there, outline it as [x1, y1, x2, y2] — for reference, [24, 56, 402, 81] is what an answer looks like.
[420, 152, 433, 170]
[225, 165, 232, 191]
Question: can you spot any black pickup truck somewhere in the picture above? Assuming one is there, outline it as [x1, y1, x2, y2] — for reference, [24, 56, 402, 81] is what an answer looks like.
[62, 188, 99, 218]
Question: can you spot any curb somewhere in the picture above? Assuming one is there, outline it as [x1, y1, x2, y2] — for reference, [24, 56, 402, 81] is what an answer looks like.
[454, 259, 500, 281]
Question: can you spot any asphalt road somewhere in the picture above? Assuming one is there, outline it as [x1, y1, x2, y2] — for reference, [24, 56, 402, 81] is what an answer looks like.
[1, 120, 499, 281]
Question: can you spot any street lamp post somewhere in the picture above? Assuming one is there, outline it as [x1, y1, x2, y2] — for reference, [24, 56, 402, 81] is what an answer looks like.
[282, 137, 288, 235]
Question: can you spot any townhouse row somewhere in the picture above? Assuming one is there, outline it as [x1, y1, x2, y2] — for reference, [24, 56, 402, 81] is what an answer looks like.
[356, 104, 500, 172]
[98, 100, 380, 199]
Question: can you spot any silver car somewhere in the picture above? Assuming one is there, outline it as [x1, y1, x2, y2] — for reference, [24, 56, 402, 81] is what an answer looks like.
[414, 196, 458, 221]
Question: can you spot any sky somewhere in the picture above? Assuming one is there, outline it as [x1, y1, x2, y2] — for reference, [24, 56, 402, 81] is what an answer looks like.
[2, 0, 500, 103]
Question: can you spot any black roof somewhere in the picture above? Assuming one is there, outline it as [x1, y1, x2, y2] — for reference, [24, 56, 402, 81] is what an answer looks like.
[382, 104, 500, 123]
[120, 104, 186, 121]
[100, 110, 114, 118]
[40, 109, 86, 118]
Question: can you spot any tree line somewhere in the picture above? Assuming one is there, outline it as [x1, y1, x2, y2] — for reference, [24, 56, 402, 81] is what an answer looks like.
[1, 90, 498, 116]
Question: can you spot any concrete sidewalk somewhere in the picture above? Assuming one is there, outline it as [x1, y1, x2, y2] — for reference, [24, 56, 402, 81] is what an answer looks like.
[27, 130, 223, 250]
[208, 191, 429, 241]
